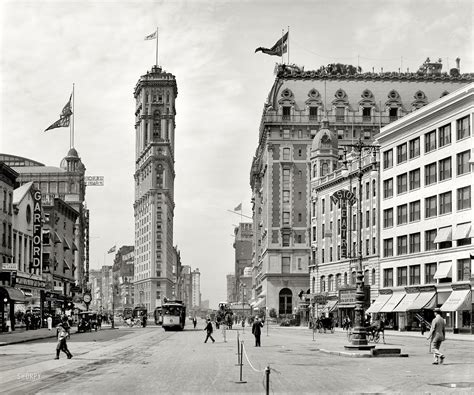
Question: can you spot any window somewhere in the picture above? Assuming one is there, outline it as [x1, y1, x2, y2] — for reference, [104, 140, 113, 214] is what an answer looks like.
[457, 259, 471, 282]
[439, 191, 452, 215]
[321, 248, 325, 263]
[283, 148, 290, 160]
[457, 186, 471, 210]
[372, 236, 376, 254]
[397, 266, 408, 286]
[328, 275, 334, 291]
[409, 265, 421, 285]
[456, 115, 470, 140]
[409, 169, 420, 190]
[425, 263, 437, 284]
[409, 137, 420, 158]
[383, 268, 393, 287]
[409, 233, 421, 253]
[371, 268, 376, 285]
[425, 229, 437, 251]
[282, 169, 290, 186]
[283, 212, 290, 225]
[457, 150, 470, 175]
[366, 210, 370, 228]
[282, 233, 290, 247]
[298, 213, 302, 222]
[351, 271, 356, 285]
[279, 288, 292, 315]
[383, 178, 393, 198]
[383, 150, 393, 169]
[366, 182, 370, 199]
[397, 173, 408, 194]
[409, 200, 420, 222]
[282, 257, 291, 273]
[438, 157, 452, 181]
[397, 204, 408, 225]
[425, 130, 436, 153]
[389, 107, 398, 121]
[383, 238, 393, 257]
[425, 196, 437, 218]
[425, 162, 437, 185]
[335, 107, 345, 122]
[283, 190, 290, 204]
[362, 107, 371, 121]
[283, 130, 290, 139]
[321, 198, 325, 214]
[322, 224, 325, 239]
[282, 106, 291, 120]
[372, 208, 376, 226]
[336, 274, 341, 289]
[397, 143, 407, 164]
[438, 124, 451, 147]
[309, 106, 318, 120]
[320, 276, 326, 292]
[397, 236, 407, 255]
[372, 180, 376, 197]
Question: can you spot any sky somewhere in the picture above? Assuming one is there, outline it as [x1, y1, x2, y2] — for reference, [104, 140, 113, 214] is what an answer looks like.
[1, 0, 472, 307]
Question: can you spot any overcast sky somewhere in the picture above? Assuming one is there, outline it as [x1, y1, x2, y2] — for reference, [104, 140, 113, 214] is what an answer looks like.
[1, 0, 472, 307]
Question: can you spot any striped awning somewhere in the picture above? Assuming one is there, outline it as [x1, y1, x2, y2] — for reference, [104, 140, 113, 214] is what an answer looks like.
[366, 293, 392, 314]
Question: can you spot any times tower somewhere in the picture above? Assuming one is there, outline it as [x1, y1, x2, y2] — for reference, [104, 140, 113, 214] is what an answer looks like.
[133, 65, 178, 312]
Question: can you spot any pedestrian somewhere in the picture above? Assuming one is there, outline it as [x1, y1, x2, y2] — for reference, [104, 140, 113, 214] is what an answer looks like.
[204, 319, 215, 343]
[55, 322, 73, 360]
[47, 315, 53, 331]
[420, 320, 427, 336]
[193, 317, 197, 329]
[252, 317, 264, 347]
[427, 308, 446, 365]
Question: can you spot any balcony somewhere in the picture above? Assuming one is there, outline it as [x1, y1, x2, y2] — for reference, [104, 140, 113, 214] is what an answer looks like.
[262, 113, 394, 127]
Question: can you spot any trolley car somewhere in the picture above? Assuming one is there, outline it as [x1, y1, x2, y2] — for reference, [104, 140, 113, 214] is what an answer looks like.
[162, 300, 186, 331]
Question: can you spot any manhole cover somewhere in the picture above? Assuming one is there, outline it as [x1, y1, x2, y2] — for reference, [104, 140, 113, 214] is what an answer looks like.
[432, 382, 474, 389]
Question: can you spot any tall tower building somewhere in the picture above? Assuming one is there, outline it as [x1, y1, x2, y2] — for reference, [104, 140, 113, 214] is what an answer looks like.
[133, 65, 178, 312]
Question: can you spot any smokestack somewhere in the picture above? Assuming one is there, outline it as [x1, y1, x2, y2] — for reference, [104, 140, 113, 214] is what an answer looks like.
[455, 57, 461, 70]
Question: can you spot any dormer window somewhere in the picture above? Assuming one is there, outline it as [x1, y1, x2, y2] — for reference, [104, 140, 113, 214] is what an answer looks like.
[282, 106, 291, 120]
[389, 107, 398, 121]
[309, 106, 318, 120]
[362, 107, 371, 121]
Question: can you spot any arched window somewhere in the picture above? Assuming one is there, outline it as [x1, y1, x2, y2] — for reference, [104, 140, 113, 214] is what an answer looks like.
[344, 272, 348, 285]
[153, 110, 161, 139]
[320, 276, 326, 292]
[321, 162, 329, 176]
[372, 179, 376, 197]
[371, 268, 376, 285]
[298, 213, 302, 222]
[336, 273, 341, 290]
[279, 288, 293, 316]
[364, 269, 369, 285]
[351, 271, 356, 285]
[312, 276, 316, 293]
[328, 274, 334, 291]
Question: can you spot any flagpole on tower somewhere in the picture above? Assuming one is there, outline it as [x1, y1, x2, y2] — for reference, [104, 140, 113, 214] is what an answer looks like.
[156, 27, 159, 67]
[71, 83, 75, 149]
[287, 26, 290, 65]
[281, 29, 284, 65]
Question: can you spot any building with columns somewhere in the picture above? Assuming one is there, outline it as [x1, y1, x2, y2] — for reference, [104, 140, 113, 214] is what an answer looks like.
[250, 59, 472, 317]
[133, 65, 178, 312]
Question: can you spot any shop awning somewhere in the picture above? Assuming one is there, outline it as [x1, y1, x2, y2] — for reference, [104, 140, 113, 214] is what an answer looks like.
[433, 227, 452, 243]
[393, 292, 419, 312]
[53, 231, 62, 244]
[253, 297, 266, 309]
[408, 291, 437, 311]
[366, 293, 393, 314]
[75, 303, 88, 311]
[441, 289, 472, 312]
[328, 300, 338, 313]
[453, 223, 471, 240]
[434, 261, 452, 279]
[72, 241, 78, 251]
[379, 293, 406, 313]
[0, 286, 26, 302]
[63, 238, 71, 250]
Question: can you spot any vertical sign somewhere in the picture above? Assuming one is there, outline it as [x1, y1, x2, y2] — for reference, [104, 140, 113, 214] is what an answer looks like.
[331, 190, 357, 259]
[32, 190, 42, 270]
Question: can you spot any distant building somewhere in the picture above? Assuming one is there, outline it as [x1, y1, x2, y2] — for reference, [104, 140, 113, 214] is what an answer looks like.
[88, 269, 101, 311]
[179, 265, 192, 308]
[191, 268, 201, 308]
[233, 223, 253, 299]
[226, 274, 236, 302]
[132, 65, 178, 312]
[112, 246, 135, 311]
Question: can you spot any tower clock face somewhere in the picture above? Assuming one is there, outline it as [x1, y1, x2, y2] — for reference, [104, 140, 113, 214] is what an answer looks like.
[26, 205, 32, 224]
[83, 294, 92, 303]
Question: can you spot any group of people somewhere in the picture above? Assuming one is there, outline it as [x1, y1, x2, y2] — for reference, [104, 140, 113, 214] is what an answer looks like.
[203, 316, 264, 347]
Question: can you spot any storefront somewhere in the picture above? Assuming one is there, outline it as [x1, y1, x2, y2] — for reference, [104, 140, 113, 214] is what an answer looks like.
[337, 286, 370, 326]
[0, 286, 26, 332]
[391, 286, 437, 331]
[440, 283, 472, 334]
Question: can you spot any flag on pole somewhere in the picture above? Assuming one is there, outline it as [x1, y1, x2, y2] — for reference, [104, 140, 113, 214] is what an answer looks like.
[234, 203, 242, 211]
[107, 245, 116, 254]
[255, 31, 288, 57]
[44, 94, 73, 132]
[144, 31, 157, 40]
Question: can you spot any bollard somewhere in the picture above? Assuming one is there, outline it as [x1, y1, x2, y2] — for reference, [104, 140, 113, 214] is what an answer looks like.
[235, 341, 247, 384]
[222, 325, 227, 343]
[265, 366, 270, 395]
[235, 333, 241, 366]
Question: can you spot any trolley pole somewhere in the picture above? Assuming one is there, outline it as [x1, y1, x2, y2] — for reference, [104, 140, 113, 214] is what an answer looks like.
[265, 366, 271, 395]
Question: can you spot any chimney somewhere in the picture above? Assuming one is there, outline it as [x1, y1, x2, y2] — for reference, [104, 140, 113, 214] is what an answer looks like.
[455, 57, 461, 70]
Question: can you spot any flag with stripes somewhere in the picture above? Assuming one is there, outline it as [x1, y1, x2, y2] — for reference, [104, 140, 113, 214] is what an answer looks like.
[107, 245, 116, 254]
[255, 32, 288, 57]
[234, 203, 242, 211]
[44, 94, 73, 132]
[144, 31, 157, 40]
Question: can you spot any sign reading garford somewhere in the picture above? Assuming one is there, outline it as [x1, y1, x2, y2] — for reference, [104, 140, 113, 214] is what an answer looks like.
[32, 190, 42, 269]
[84, 176, 104, 186]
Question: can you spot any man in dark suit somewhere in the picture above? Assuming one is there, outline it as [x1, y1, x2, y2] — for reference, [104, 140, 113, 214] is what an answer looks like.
[204, 319, 215, 343]
[252, 317, 264, 347]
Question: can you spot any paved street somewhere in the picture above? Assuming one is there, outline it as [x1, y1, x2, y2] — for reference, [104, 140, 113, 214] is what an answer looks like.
[0, 320, 473, 394]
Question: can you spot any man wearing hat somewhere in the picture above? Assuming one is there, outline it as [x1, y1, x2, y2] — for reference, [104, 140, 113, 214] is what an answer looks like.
[427, 308, 445, 365]
[204, 319, 215, 343]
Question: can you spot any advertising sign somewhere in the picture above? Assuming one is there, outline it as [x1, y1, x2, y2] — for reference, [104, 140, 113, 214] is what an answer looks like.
[84, 176, 104, 186]
[32, 190, 42, 269]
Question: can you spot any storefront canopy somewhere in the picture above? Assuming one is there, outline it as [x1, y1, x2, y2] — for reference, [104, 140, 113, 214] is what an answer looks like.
[253, 297, 266, 309]
[0, 286, 26, 302]
[434, 261, 452, 279]
[408, 291, 437, 311]
[441, 289, 472, 312]
[366, 293, 392, 314]
[393, 292, 419, 312]
[379, 293, 406, 313]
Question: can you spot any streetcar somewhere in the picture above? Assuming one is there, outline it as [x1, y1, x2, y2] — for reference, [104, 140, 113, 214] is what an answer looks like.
[162, 300, 186, 331]
[154, 306, 163, 325]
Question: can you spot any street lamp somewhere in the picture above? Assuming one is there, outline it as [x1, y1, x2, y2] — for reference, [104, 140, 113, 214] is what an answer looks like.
[341, 138, 379, 349]
[240, 283, 246, 324]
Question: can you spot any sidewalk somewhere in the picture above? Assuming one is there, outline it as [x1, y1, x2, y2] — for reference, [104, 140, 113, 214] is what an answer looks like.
[0, 324, 115, 346]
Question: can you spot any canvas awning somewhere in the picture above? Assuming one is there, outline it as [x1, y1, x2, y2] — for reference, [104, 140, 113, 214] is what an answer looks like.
[253, 297, 266, 309]
[379, 293, 406, 313]
[53, 231, 62, 244]
[453, 223, 471, 240]
[366, 293, 393, 314]
[434, 261, 452, 279]
[440, 289, 472, 312]
[408, 291, 437, 311]
[328, 300, 338, 313]
[393, 292, 419, 312]
[72, 241, 78, 251]
[433, 227, 452, 243]
[63, 238, 71, 250]
[0, 286, 26, 302]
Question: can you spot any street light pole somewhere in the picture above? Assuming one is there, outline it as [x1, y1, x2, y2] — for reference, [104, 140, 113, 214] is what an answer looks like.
[342, 139, 379, 349]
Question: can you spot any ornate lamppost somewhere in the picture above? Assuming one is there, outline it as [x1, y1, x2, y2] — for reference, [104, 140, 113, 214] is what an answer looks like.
[341, 138, 379, 350]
